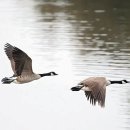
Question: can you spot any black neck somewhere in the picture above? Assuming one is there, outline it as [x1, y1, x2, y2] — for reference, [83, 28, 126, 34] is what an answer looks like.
[110, 80, 122, 84]
[39, 72, 51, 77]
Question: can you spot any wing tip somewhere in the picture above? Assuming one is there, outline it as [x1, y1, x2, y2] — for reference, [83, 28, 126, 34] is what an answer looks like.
[4, 43, 13, 49]
[85, 91, 105, 108]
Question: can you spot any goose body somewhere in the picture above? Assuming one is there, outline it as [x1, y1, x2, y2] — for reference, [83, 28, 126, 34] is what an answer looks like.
[13, 74, 41, 84]
[2, 43, 58, 84]
[71, 77, 130, 107]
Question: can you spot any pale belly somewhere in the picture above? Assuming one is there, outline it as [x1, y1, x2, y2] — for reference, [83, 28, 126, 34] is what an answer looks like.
[13, 74, 41, 84]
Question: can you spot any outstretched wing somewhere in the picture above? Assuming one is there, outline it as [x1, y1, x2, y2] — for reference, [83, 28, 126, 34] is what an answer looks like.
[82, 77, 106, 107]
[85, 91, 97, 106]
[85, 86, 106, 107]
[4, 43, 33, 76]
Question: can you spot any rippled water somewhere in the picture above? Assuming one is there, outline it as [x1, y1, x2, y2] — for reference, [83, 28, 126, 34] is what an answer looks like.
[0, 0, 130, 130]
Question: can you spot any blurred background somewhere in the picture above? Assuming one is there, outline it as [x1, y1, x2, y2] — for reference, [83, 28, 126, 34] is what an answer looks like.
[0, 0, 130, 130]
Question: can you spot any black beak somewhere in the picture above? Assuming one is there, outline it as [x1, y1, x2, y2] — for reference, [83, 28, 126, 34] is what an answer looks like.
[127, 81, 130, 83]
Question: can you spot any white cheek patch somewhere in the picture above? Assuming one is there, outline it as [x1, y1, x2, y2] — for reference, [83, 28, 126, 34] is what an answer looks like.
[122, 81, 126, 84]
[51, 73, 54, 76]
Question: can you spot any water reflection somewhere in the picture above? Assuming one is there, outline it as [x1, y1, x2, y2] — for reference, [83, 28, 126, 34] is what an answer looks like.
[0, 0, 130, 130]
[34, 0, 130, 77]
[36, 0, 130, 42]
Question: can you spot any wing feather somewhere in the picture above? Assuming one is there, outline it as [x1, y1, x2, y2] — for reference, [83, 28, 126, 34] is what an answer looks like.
[4, 43, 33, 76]
[4, 43, 16, 75]
[82, 77, 106, 107]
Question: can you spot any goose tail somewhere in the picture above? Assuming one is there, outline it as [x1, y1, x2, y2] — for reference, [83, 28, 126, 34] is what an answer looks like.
[71, 84, 84, 91]
[1, 77, 14, 84]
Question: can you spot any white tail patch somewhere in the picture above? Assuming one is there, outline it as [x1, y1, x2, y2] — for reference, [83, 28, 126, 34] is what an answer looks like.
[81, 87, 91, 91]
[13, 80, 21, 84]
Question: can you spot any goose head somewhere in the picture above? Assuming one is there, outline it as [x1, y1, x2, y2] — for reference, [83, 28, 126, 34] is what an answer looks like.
[39, 71, 58, 77]
[50, 71, 58, 76]
[121, 79, 130, 84]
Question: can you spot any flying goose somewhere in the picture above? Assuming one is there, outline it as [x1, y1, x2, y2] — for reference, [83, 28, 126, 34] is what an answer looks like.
[1, 43, 58, 84]
[71, 77, 130, 107]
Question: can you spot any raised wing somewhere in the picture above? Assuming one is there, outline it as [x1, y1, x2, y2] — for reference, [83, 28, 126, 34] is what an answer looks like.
[4, 43, 16, 75]
[4, 43, 33, 76]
